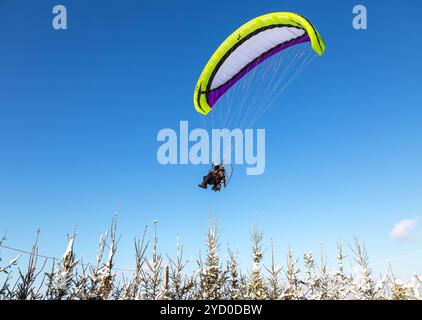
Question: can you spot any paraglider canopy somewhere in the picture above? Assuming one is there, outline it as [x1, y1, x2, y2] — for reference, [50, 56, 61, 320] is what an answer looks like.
[194, 12, 326, 115]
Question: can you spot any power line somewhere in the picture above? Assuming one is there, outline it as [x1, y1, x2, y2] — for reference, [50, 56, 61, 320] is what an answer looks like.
[371, 249, 422, 267]
[0, 244, 136, 273]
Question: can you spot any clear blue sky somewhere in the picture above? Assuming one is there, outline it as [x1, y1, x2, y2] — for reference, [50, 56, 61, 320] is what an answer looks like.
[1, 0, 421, 279]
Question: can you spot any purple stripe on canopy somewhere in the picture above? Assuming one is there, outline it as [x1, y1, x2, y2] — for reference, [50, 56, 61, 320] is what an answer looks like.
[206, 34, 311, 108]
